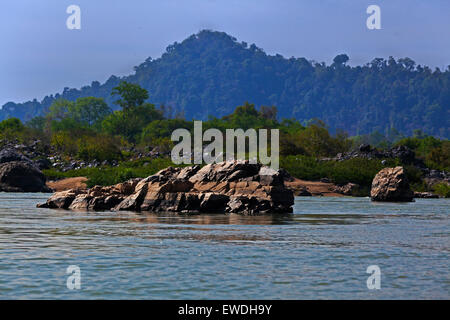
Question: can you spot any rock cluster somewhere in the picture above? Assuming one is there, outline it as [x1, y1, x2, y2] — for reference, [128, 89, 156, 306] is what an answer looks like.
[50, 158, 118, 172]
[327, 144, 421, 166]
[0, 139, 46, 160]
[0, 147, 33, 164]
[332, 182, 360, 196]
[1, 139, 118, 172]
[38, 161, 294, 214]
[413, 191, 439, 199]
[0, 144, 52, 170]
[370, 166, 414, 202]
[423, 169, 450, 189]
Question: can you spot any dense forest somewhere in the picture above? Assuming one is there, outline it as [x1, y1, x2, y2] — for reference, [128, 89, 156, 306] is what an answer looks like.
[1, 30, 449, 138]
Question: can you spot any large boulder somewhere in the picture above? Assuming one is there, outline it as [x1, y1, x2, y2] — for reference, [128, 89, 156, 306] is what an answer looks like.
[0, 161, 52, 192]
[38, 160, 295, 214]
[370, 166, 414, 202]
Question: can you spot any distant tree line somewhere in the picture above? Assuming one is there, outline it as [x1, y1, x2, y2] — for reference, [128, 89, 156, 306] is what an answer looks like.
[0, 81, 447, 174]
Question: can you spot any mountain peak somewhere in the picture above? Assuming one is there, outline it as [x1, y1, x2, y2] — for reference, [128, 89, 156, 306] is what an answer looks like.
[1, 31, 448, 138]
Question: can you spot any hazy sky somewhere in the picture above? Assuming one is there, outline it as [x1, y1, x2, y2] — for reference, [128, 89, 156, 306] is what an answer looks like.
[1, 0, 449, 106]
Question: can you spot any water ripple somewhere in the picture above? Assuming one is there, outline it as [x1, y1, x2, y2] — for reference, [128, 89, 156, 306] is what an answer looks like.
[0, 193, 448, 299]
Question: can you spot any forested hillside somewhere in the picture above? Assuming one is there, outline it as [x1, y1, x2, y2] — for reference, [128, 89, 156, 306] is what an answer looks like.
[1, 30, 449, 137]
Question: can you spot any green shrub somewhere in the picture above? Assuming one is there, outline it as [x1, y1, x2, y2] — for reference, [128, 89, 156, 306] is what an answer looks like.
[280, 155, 397, 188]
[0, 118, 27, 141]
[433, 183, 450, 198]
[404, 165, 424, 185]
[51, 131, 78, 155]
[76, 134, 122, 162]
[50, 131, 122, 161]
[396, 136, 450, 171]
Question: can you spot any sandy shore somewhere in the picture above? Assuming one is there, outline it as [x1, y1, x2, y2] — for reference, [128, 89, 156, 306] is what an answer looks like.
[47, 177, 87, 192]
[285, 178, 343, 197]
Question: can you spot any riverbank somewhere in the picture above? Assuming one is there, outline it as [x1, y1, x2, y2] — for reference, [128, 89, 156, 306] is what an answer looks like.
[46, 177, 87, 192]
[285, 179, 344, 197]
[1, 140, 448, 198]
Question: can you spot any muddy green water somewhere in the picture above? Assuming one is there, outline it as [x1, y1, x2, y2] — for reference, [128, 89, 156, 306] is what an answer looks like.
[0, 193, 448, 299]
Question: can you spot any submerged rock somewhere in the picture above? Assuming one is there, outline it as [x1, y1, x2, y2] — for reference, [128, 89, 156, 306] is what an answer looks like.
[333, 182, 360, 196]
[293, 187, 312, 196]
[370, 166, 414, 202]
[38, 161, 294, 214]
[413, 191, 439, 199]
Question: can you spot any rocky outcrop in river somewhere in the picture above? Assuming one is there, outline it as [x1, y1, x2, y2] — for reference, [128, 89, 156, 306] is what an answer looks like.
[37, 161, 294, 214]
[370, 166, 414, 202]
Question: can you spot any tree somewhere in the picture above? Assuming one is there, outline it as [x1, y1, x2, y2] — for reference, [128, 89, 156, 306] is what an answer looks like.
[47, 99, 74, 122]
[259, 106, 278, 121]
[0, 118, 24, 132]
[46, 97, 111, 131]
[296, 121, 349, 157]
[25, 116, 46, 131]
[333, 54, 349, 66]
[112, 81, 149, 110]
[141, 118, 193, 145]
[102, 103, 163, 142]
[72, 97, 111, 127]
[0, 117, 26, 140]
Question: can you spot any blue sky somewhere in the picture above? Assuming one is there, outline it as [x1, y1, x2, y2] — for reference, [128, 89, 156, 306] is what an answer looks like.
[1, 0, 449, 106]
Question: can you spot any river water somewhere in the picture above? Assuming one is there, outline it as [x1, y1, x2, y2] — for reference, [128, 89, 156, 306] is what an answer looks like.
[0, 193, 448, 299]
